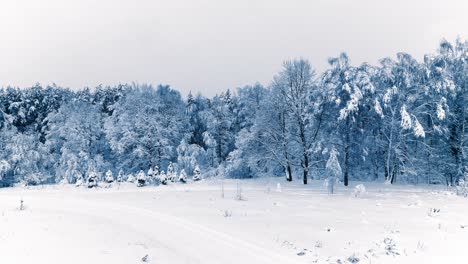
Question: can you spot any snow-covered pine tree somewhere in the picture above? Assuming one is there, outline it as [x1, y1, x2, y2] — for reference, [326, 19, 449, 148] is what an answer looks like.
[159, 170, 168, 185]
[136, 170, 146, 187]
[179, 169, 187, 183]
[87, 171, 98, 188]
[193, 165, 201, 181]
[325, 148, 342, 194]
[117, 169, 124, 182]
[105, 170, 114, 183]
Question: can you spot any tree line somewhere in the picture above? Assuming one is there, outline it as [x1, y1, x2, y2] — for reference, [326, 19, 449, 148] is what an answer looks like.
[0, 38, 466, 187]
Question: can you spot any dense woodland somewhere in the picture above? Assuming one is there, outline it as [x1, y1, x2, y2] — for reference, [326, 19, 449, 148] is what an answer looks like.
[0, 39, 466, 187]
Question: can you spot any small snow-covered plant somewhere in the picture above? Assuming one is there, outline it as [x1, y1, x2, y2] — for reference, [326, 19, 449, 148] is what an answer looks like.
[223, 209, 232, 217]
[19, 198, 25, 211]
[235, 181, 246, 201]
[23, 172, 44, 186]
[127, 173, 135, 183]
[75, 177, 84, 187]
[117, 169, 124, 182]
[167, 162, 176, 182]
[347, 254, 360, 263]
[136, 170, 146, 187]
[383, 237, 399, 256]
[159, 171, 167, 185]
[87, 171, 98, 188]
[427, 208, 440, 217]
[59, 178, 69, 185]
[325, 148, 342, 194]
[105, 170, 114, 183]
[179, 169, 187, 183]
[193, 165, 201, 181]
[147, 167, 154, 178]
[456, 179, 468, 197]
[0, 160, 10, 182]
[221, 181, 225, 198]
[353, 184, 366, 198]
[276, 183, 282, 192]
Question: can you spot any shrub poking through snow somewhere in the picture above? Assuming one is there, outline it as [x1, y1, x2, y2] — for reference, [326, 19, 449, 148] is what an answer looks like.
[353, 184, 366, 198]
[105, 170, 114, 183]
[235, 181, 246, 201]
[167, 162, 176, 182]
[147, 167, 154, 178]
[136, 170, 146, 187]
[383, 238, 399, 256]
[223, 210, 232, 217]
[427, 208, 440, 217]
[75, 177, 84, 187]
[117, 169, 124, 182]
[347, 254, 360, 263]
[193, 165, 201, 181]
[179, 169, 187, 183]
[19, 199, 25, 211]
[325, 148, 342, 194]
[159, 171, 168, 185]
[87, 171, 98, 188]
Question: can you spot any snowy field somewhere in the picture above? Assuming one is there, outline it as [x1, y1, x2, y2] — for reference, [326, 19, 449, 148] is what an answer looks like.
[0, 179, 467, 264]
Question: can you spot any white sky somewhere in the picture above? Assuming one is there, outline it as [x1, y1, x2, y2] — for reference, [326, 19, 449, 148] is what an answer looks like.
[0, 0, 466, 96]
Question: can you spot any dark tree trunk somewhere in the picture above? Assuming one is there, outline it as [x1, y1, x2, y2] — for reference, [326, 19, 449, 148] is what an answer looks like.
[286, 164, 292, 181]
[303, 154, 308, 184]
[343, 130, 350, 186]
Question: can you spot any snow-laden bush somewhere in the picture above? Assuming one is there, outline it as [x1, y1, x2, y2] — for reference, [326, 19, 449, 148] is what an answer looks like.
[353, 184, 366, 198]
[193, 165, 201, 181]
[159, 171, 168, 185]
[59, 178, 69, 185]
[147, 167, 154, 178]
[117, 169, 124, 182]
[75, 177, 84, 187]
[325, 148, 341, 194]
[126, 174, 135, 183]
[456, 179, 468, 197]
[87, 171, 99, 188]
[22, 172, 45, 186]
[105, 170, 114, 183]
[136, 170, 146, 187]
[167, 162, 176, 182]
[0, 160, 10, 182]
[179, 169, 187, 183]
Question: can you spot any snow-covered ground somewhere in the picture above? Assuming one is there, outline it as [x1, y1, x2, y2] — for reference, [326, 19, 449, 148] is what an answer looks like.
[0, 178, 467, 264]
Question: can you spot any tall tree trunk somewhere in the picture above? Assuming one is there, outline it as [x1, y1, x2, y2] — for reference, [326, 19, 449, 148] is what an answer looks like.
[343, 126, 350, 186]
[280, 111, 293, 182]
[299, 123, 308, 184]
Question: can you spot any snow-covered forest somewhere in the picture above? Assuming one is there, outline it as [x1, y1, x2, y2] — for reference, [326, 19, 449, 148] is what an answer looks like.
[0, 39, 466, 187]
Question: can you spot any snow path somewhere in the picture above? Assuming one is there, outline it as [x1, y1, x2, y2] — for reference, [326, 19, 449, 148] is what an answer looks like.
[0, 187, 302, 264]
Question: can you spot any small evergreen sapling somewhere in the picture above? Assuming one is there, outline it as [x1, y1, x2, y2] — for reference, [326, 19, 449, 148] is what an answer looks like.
[105, 170, 114, 183]
[127, 173, 135, 183]
[136, 170, 146, 187]
[159, 171, 168, 185]
[179, 169, 187, 183]
[87, 171, 98, 188]
[117, 169, 124, 182]
[325, 148, 342, 194]
[193, 165, 201, 181]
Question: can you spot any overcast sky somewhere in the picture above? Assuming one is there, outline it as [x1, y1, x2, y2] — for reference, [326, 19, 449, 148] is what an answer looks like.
[0, 0, 466, 96]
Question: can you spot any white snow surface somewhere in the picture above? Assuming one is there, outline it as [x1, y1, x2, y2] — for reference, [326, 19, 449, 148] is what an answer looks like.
[0, 178, 467, 264]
